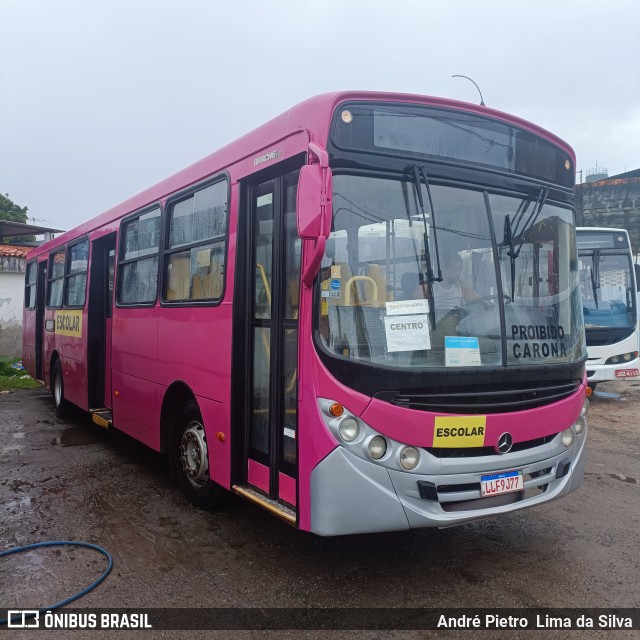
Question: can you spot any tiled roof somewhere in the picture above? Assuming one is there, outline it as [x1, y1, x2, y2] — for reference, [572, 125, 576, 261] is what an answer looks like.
[0, 245, 30, 258]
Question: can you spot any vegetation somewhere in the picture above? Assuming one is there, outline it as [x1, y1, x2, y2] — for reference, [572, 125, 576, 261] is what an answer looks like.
[0, 358, 41, 391]
[0, 193, 29, 223]
[1, 192, 34, 243]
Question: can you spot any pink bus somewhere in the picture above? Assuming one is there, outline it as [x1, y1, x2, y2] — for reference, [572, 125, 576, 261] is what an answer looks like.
[23, 92, 588, 535]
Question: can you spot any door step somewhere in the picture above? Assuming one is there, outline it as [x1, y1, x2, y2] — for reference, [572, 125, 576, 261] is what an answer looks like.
[90, 409, 112, 429]
[232, 485, 296, 525]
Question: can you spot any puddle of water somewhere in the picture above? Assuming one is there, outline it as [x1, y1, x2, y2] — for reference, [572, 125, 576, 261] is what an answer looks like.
[3, 496, 32, 508]
[52, 426, 103, 447]
[594, 390, 623, 399]
[2, 444, 24, 453]
[607, 473, 638, 484]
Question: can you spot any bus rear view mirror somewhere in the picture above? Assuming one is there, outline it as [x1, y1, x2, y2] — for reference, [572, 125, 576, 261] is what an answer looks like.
[297, 164, 332, 240]
[635, 264, 640, 293]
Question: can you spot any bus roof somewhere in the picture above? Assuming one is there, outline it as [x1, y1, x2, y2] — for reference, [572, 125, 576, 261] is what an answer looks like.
[577, 227, 628, 233]
[28, 91, 575, 260]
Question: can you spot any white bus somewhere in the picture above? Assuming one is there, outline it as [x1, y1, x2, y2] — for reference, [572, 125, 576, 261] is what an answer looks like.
[577, 227, 640, 391]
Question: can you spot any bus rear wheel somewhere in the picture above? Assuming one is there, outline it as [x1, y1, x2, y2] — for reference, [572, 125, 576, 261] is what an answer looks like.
[51, 359, 69, 419]
[173, 400, 222, 510]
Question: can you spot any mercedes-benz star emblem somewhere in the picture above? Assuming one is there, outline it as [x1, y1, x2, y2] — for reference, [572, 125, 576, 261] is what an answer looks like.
[495, 432, 513, 454]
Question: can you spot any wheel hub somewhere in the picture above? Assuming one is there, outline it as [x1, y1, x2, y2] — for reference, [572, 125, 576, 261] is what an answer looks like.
[179, 421, 209, 488]
[54, 372, 62, 406]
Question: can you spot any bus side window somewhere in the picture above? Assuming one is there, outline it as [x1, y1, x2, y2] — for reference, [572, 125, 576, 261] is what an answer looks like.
[166, 255, 190, 300]
[163, 180, 228, 303]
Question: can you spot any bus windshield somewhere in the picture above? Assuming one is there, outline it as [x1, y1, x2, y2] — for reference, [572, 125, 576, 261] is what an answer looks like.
[578, 251, 637, 329]
[317, 174, 585, 368]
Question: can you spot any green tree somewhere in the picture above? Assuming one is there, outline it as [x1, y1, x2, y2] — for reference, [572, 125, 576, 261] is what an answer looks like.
[0, 193, 29, 222]
[1, 193, 31, 243]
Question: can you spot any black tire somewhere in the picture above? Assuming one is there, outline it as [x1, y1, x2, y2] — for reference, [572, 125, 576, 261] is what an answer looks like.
[51, 359, 69, 419]
[173, 400, 222, 510]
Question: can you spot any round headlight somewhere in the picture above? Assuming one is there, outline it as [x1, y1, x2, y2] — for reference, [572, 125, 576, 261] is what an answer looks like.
[581, 399, 589, 417]
[574, 415, 586, 435]
[562, 428, 576, 448]
[623, 352, 632, 361]
[339, 417, 360, 442]
[611, 355, 620, 363]
[400, 446, 421, 470]
[368, 436, 387, 460]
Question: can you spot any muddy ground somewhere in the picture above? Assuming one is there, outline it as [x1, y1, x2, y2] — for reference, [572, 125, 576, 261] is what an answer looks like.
[1, 381, 639, 639]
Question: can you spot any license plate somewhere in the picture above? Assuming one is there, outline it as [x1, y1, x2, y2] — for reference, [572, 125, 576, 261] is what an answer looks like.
[615, 368, 639, 378]
[480, 470, 523, 497]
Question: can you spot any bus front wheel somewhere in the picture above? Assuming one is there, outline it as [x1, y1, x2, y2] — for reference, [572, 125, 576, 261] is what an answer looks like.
[51, 359, 69, 419]
[173, 400, 221, 510]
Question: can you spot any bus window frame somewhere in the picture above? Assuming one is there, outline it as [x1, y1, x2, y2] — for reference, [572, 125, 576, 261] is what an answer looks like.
[160, 172, 231, 308]
[63, 235, 90, 310]
[116, 203, 163, 308]
[24, 260, 38, 310]
[46, 246, 67, 310]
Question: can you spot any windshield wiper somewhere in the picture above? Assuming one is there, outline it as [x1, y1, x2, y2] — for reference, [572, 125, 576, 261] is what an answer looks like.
[590, 249, 601, 309]
[505, 187, 549, 299]
[410, 164, 441, 328]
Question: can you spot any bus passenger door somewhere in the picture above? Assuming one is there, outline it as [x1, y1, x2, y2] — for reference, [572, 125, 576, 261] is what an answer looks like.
[234, 170, 300, 519]
[35, 261, 47, 380]
[88, 233, 116, 412]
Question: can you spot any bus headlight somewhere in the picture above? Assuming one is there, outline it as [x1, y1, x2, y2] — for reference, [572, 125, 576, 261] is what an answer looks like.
[574, 415, 586, 435]
[400, 446, 421, 470]
[368, 436, 387, 460]
[605, 352, 637, 365]
[339, 417, 360, 442]
[562, 428, 576, 448]
[581, 399, 589, 417]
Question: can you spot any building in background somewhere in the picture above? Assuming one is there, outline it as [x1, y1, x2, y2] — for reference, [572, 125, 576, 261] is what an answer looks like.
[0, 221, 64, 359]
[576, 167, 640, 258]
[0, 244, 29, 358]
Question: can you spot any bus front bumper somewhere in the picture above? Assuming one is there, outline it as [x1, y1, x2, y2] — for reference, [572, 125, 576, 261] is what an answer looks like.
[309, 431, 586, 536]
[586, 358, 640, 384]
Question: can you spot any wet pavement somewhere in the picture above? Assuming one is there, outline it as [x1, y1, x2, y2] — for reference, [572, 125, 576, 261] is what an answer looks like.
[1, 382, 639, 639]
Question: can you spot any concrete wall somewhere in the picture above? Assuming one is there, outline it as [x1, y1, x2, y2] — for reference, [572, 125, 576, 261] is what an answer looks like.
[0, 272, 25, 358]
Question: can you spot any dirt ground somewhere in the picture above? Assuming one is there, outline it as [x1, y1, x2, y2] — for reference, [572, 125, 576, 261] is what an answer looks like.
[1, 381, 639, 639]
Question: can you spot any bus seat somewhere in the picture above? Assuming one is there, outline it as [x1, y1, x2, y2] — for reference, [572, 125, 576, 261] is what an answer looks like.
[192, 266, 223, 300]
[191, 273, 209, 299]
[367, 264, 387, 306]
[166, 255, 190, 300]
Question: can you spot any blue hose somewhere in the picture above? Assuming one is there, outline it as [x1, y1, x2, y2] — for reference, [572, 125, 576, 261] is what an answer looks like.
[0, 541, 113, 626]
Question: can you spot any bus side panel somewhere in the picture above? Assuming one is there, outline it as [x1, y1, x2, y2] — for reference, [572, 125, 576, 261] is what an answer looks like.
[61, 356, 88, 410]
[38, 307, 89, 411]
[197, 396, 230, 489]
[111, 371, 162, 450]
[57, 309, 89, 411]
[297, 279, 340, 532]
[111, 306, 159, 449]
[22, 308, 36, 379]
[156, 304, 233, 404]
[43, 309, 55, 386]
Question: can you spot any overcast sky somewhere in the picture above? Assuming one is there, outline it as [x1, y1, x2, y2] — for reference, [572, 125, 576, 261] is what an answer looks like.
[1, 0, 639, 232]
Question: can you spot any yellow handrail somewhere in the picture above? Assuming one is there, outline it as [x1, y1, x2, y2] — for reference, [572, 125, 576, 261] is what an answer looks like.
[344, 275, 378, 306]
[256, 263, 271, 305]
